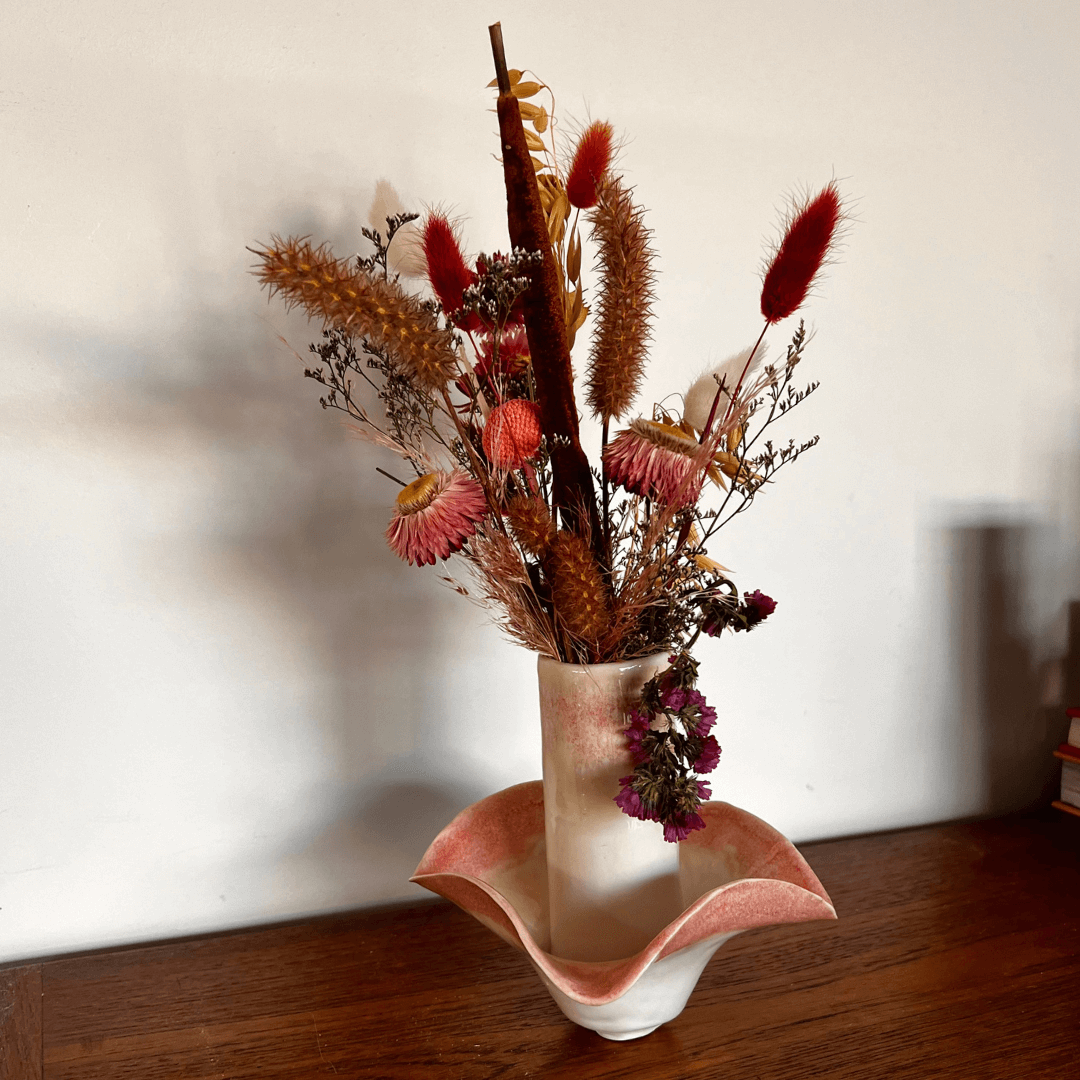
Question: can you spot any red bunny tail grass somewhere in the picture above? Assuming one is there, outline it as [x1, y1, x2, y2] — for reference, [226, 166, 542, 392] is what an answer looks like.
[760, 182, 843, 324]
[421, 213, 481, 332]
[586, 178, 656, 422]
[252, 236, 458, 392]
[566, 121, 615, 210]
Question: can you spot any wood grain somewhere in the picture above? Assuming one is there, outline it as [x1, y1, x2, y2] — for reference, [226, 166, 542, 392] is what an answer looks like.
[1, 811, 1076, 1078]
[1, 965, 41, 1080]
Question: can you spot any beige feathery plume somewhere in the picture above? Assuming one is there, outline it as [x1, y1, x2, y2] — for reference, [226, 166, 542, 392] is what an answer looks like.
[252, 236, 457, 392]
[585, 178, 657, 423]
[367, 179, 427, 279]
[507, 494, 556, 559]
[682, 343, 769, 433]
[547, 530, 611, 644]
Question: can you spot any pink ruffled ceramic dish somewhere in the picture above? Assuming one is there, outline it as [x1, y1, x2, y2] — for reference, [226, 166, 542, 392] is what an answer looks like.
[412, 781, 836, 1040]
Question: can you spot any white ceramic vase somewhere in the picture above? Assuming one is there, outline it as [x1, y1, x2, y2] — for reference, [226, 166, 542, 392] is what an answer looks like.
[412, 656, 836, 1041]
[538, 653, 681, 962]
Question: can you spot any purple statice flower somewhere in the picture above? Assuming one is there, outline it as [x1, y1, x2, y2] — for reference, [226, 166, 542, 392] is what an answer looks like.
[660, 685, 688, 712]
[624, 708, 652, 764]
[683, 688, 717, 735]
[663, 811, 706, 843]
[692, 735, 721, 774]
[695, 779, 712, 801]
[614, 775, 659, 822]
[743, 590, 777, 629]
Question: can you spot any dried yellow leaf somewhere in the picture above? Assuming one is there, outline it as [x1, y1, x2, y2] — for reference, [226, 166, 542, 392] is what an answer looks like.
[566, 229, 581, 282]
[524, 129, 546, 153]
[511, 81, 543, 99]
[534, 106, 549, 133]
[486, 69, 524, 89]
[569, 281, 583, 323]
[547, 208, 565, 247]
[550, 191, 567, 230]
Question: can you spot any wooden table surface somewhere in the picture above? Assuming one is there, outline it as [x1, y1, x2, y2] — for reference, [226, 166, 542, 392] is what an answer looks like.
[2, 810, 1078, 1079]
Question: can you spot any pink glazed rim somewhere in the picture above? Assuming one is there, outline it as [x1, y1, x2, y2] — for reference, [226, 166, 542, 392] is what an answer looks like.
[411, 780, 836, 1006]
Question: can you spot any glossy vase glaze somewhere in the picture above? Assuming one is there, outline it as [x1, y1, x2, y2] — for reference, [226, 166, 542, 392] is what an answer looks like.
[412, 656, 837, 1042]
[538, 653, 681, 962]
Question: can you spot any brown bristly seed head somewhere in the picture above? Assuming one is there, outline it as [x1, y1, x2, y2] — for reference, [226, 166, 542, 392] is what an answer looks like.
[585, 178, 657, 423]
[547, 530, 611, 644]
[506, 494, 556, 559]
[252, 235, 457, 392]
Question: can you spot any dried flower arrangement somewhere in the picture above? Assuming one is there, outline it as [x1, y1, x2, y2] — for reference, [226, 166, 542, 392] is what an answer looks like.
[251, 24, 844, 842]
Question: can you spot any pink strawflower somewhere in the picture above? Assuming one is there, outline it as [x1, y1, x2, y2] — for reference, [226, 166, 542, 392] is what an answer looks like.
[385, 470, 488, 566]
[664, 811, 706, 843]
[603, 419, 704, 508]
[695, 779, 712, 801]
[693, 735, 721, 774]
[482, 399, 543, 471]
[455, 325, 531, 404]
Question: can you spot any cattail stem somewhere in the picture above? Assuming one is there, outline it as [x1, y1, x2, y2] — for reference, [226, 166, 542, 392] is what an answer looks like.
[489, 23, 602, 557]
[488, 22, 511, 94]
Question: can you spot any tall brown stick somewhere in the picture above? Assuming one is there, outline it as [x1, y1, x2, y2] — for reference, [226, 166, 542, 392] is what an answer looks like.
[488, 22, 602, 552]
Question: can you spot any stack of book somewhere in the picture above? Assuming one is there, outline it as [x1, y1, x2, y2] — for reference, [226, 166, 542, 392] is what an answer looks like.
[1053, 708, 1080, 818]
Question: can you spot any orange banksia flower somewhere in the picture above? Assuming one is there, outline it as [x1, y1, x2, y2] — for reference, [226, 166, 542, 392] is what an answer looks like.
[482, 399, 543, 471]
[586, 178, 656, 422]
[253, 236, 458, 392]
[547, 529, 611, 643]
[760, 182, 843, 324]
[386, 471, 488, 566]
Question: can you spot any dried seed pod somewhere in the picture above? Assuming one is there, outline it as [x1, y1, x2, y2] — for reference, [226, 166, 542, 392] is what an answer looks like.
[546, 530, 611, 643]
[252, 236, 457, 392]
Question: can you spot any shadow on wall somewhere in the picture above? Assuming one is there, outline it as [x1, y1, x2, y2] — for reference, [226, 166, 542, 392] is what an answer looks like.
[949, 523, 1073, 816]
[20, 195, 499, 902]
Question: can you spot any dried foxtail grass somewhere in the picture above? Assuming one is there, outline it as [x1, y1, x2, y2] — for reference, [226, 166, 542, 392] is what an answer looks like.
[253, 236, 458, 392]
[585, 178, 657, 423]
[506, 494, 556, 559]
[546, 529, 611, 646]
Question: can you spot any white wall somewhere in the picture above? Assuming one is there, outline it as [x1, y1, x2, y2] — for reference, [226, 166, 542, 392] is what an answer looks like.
[3, 0, 1079, 962]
